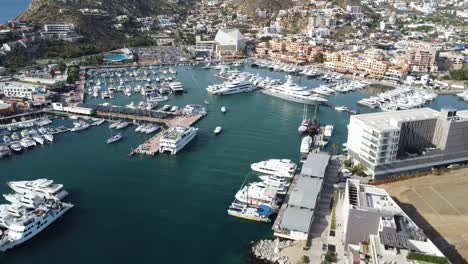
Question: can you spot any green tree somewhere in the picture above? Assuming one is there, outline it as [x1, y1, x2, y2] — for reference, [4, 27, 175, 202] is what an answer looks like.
[313, 52, 325, 63]
[301, 255, 310, 264]
[449, 69, 468, 81]
[66, 65, 80, 84]
[57, 62, 67, 73]
[324, 251, 337, 263]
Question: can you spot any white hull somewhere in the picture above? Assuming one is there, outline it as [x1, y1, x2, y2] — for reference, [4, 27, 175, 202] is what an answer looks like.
[262, 89, 325, 105]
[0, 203, 73, 252]
[159, 128, 197, 155]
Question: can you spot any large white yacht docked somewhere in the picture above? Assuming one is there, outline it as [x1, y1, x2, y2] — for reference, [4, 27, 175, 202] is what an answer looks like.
[0, 198, 73, 252]
[206, 79, 256, 95]
[234, 183, 282, 211]
[251, 159, 297, 178]
[8, 179, 68, 201]
[159, 126, 198, 154]
[262, 76, 327, 105]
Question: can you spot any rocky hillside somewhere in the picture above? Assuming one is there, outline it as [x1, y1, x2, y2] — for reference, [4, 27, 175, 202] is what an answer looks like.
[17, 0, 193, 46]
[233, 0, 296, 16]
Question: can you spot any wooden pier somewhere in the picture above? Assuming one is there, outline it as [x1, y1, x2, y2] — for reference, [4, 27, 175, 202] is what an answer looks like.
[129, 113, 204, 156]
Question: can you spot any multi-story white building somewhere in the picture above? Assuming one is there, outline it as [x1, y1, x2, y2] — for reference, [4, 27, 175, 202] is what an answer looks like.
[41, 23, 80, 41]
[347, 108, 468, 179]
[343, 179, 447, 263]
[0, 82, 43, 100]
[43, 24, 75, 32]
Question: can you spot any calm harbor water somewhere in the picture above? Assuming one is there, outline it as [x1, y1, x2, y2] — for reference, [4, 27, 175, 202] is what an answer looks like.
[1, 66, 468, 264]
[0, 0, 30, 23]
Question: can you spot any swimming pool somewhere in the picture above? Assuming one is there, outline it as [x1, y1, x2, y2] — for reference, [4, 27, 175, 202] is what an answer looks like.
[103, 54, 129, 62]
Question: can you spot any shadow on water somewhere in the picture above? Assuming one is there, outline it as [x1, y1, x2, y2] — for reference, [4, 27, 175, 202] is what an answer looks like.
[392, 197, 466, 263]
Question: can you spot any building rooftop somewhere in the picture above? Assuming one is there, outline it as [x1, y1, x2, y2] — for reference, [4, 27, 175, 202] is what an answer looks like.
[353, 108, 440, 131]
[279, 206, 314, 233]
[289, 176, 323, 209]
[300, 152, 330, 178]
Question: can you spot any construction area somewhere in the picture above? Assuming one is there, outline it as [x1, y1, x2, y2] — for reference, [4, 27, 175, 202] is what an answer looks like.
[380, 169, 468, 263]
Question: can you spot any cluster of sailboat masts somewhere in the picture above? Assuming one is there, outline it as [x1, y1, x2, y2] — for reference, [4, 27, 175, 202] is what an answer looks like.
[358, 86, 438, 111]
[227, 159, 297, 222]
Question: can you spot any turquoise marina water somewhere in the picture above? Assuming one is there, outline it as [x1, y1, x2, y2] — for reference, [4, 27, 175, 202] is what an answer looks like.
[1, 66, 468, 264]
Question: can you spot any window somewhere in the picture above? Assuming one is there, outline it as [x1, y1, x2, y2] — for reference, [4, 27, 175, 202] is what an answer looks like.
[383, 132, 389, 138]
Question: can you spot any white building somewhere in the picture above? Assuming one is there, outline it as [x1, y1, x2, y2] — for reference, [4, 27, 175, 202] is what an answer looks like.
[214, 28, 245, 57]
[346, 108, 468, 179]
[344, 179, 446, 263]
[41, 23, 80, 41]
[0, 82, 44, 100]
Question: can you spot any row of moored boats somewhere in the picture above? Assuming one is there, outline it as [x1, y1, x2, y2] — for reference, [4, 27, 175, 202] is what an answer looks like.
[227, 159, 297, 222]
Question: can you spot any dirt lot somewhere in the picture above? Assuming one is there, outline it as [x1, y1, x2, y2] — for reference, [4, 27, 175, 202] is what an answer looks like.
[381, 169, 468, 263]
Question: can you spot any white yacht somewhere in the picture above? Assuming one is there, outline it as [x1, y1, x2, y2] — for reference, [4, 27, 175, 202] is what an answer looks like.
[9, 143, 22, 152]
[259, 175, 291, 188]
[324, 125, 334, 137]
[159, 126, 198, 154]
[0, 199, 73, 252]
[70, 121, 90, 132]
[144, 124, 160, 134]
[300, 136, 312, 161]
[3, 193, 45, 209]
[234, 183, 281, 211]
[251, 159, 297, 178]
[19, 138, 36, 148]
[106, 133, 122, 144]
[168, 82, 184, 94]
[209, 80, 256, 96]
[214, 126, 222, 135]
[43, 134, 54, 143]
[262, 76, 327, 105]
[115, 121, 129, 130]
[7, 179, 68, 201]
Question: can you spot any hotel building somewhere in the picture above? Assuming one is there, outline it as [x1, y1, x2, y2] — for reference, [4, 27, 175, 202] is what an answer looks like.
[346, 108, 468, 179]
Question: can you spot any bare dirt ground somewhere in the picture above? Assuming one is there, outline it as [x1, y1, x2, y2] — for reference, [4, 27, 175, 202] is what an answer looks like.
[381, 169, 468, 263]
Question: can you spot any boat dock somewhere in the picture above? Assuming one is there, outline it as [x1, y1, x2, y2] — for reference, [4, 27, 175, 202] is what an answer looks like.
[129, 113, 204, 156]
[272, 152, 330, 241]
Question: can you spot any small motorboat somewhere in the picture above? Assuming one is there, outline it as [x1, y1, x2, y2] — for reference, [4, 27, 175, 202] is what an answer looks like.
[221, 106, 226, 113]
[106, 133, 123, 144]
[10, 143, 22, 152]
[214, 126, 222, 135]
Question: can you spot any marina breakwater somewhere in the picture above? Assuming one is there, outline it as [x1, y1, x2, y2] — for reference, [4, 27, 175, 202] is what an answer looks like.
[250, 239, 297, 264]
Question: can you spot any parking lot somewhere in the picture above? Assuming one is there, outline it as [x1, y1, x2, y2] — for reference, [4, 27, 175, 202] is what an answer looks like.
[381, 169, 468, 263]
[131, 46, 189, 64]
